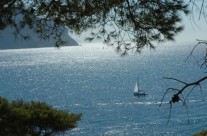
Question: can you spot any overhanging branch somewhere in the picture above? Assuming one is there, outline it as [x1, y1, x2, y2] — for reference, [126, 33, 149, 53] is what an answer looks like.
[162, 75, 207, 104]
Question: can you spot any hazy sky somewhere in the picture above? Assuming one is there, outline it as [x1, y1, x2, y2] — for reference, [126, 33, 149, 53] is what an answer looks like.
[175, 13, 207, 43]
[75, 15, 207, 45]
[74, 2, 207, 45]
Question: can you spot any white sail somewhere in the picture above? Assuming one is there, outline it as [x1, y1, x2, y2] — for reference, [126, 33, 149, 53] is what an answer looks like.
[134, 82, 139, 93]
[133, 79, 149, 96]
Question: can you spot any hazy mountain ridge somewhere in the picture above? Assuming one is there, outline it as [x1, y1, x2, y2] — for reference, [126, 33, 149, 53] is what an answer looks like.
[0, 27, 79, 49]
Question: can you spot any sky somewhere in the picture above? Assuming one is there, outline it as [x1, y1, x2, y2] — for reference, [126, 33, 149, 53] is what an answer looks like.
[73, 15, 207, 45]
[74, 1, 207, 45]
[174, 0, 207, 43]
[74, 13, 207, 45]
[175, 14, 207, 44]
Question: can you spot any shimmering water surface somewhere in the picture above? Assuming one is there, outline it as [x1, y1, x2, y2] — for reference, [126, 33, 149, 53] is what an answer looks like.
[0, 43, 207, 135]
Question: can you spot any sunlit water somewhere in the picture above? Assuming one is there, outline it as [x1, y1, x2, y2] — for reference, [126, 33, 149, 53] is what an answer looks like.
[0, 43, 207, 136]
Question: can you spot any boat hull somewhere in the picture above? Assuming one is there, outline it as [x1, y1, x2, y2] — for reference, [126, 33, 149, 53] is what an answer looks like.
[134, 92, 149, 96]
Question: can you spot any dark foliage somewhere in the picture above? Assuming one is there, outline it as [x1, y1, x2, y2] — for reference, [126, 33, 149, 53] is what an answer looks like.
[0, 97, 81, 136]
[193, 129, 207, 136]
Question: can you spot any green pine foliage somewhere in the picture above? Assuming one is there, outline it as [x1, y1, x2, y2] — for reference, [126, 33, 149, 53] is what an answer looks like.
[193, 130, 207, 136]
[0, 97, 81, 136]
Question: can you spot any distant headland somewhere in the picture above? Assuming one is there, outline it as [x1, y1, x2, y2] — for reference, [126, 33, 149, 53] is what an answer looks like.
[0, 28, 79, 50]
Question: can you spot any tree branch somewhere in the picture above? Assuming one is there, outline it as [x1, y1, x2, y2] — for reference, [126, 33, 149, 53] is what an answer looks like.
[163, 77, 188, 85]
[165, 75, 207, 104]
[161, 75, 207, 123]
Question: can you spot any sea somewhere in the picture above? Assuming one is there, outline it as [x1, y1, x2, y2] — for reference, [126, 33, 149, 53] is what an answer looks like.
[0, 43, 207, 136]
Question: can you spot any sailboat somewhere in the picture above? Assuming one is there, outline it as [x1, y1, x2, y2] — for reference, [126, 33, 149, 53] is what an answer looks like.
[133, 79, 148, 96]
